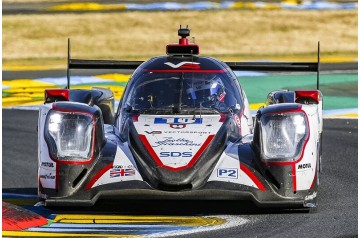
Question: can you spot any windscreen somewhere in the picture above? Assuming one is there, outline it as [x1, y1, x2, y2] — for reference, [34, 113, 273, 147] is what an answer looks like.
[125, 72, 242, 114]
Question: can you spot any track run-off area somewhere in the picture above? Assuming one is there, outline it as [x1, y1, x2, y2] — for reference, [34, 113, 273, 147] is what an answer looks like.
[2, 67, 358, 237]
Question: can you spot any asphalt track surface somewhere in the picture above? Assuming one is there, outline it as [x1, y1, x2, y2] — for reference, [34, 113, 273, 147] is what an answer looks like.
[2, 109, 358, 237]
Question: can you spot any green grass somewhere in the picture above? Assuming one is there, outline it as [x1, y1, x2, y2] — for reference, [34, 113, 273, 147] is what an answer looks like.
[240, 73, 358, 109]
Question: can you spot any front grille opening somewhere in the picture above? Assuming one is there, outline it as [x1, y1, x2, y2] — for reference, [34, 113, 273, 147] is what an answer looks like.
[72, 169, 88, 188]
[157, 183, 193, 191]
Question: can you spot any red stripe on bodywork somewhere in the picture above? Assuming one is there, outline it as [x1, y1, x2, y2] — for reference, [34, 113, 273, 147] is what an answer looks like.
[146, 69, 225, 73]
[240, 164, 266, 191]
[187, 135, 215, 168]
[139, 134, 164, 167]
[292, 163, 297, 191]
[84, 163, 113, 190]
[139, 134, 215, 171]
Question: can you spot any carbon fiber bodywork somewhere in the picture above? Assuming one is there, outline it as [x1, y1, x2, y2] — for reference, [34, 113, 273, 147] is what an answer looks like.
[44, 181, 316, 208]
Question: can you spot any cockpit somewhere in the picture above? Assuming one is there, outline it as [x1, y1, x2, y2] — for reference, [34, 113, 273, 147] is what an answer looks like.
[124, 71, 241, 114]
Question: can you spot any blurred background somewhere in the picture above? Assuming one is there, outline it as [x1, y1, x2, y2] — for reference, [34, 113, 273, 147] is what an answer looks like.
[2, 0, 358, 113]
[3, 0, 357, 66]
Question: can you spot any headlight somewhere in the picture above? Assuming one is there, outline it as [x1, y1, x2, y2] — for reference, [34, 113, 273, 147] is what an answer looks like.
[46, 110, 95, 161]
[260, 112, 308, 160]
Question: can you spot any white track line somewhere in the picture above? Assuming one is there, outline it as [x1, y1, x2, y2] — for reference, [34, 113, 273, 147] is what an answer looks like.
[146, 215, 249, 238]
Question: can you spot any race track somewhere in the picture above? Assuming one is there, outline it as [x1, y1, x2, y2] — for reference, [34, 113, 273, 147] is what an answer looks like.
[2, 109, 358, 237]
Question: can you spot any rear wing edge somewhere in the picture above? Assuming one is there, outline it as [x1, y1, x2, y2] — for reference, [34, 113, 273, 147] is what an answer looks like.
[66, 39, 320, 90]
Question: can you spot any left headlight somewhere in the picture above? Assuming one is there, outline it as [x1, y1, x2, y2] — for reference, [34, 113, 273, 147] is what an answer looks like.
[260, 112, 308, 161]
[46, 110, 95, 161]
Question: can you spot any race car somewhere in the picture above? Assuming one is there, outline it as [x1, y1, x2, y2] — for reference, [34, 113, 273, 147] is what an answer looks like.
[38, 26, 323, 209]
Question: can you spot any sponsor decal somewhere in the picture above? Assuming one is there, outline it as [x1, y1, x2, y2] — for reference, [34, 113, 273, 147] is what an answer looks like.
[152, 137, 201, 147]
[298, 163, 312, 170]
[145, 131, 162, 134]
[170, 124, 186, 129]
[113, 165, 134, 169]
[217, 168, 238, 179]
[218, 92, 226, 102]
[110, 168, 135, 178]
[163, 131, 211, 134]
[154, 117, 202, 124]
[159, 152, 193, 157]
[233, 114, 241, 128]
[41, 162, 54, 168]
[164, 62, 200, 69]
[39, 173, 55, 180]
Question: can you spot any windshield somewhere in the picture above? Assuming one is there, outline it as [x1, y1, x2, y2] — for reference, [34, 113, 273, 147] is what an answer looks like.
[125, 72, 241, 114]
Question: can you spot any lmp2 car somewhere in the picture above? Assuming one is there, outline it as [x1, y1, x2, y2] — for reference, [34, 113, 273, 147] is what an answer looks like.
[38, 27, 323, 209]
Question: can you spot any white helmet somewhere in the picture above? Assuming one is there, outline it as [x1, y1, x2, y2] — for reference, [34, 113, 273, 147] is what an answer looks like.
[186, 75, 226, 103]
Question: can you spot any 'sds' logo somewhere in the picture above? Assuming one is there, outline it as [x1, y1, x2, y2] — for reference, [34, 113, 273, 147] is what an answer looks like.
[170, 124, 186, 129]
[160, 152, 192, 157]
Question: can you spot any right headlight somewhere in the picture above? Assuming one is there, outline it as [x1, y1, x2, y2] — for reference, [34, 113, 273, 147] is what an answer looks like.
[260, 112, 308, 161]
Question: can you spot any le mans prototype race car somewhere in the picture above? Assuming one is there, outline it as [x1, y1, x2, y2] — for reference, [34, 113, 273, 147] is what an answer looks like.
[38, 27, 323, 209]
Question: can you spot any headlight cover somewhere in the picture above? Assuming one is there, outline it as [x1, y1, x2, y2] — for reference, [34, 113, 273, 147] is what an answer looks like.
[46, 110, 95, 161]
[260, 112, 308, 161]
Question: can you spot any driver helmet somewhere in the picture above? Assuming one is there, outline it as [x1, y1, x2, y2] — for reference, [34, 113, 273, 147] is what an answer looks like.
[186, 74, 226, 103]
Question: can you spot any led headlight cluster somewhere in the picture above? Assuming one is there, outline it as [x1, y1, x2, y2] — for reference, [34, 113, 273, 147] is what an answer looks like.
[260, 112, 308, 160]
[46, 110, 95, 161]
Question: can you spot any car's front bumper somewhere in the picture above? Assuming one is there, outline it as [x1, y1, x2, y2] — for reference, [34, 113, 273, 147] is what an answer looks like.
[44, 181, 315, 208]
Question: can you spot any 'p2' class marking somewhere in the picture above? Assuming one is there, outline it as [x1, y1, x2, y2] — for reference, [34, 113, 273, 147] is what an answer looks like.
[217, 168, 238, 179]
[160, 152, 193, 157]
[154, 117, 202, 124]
